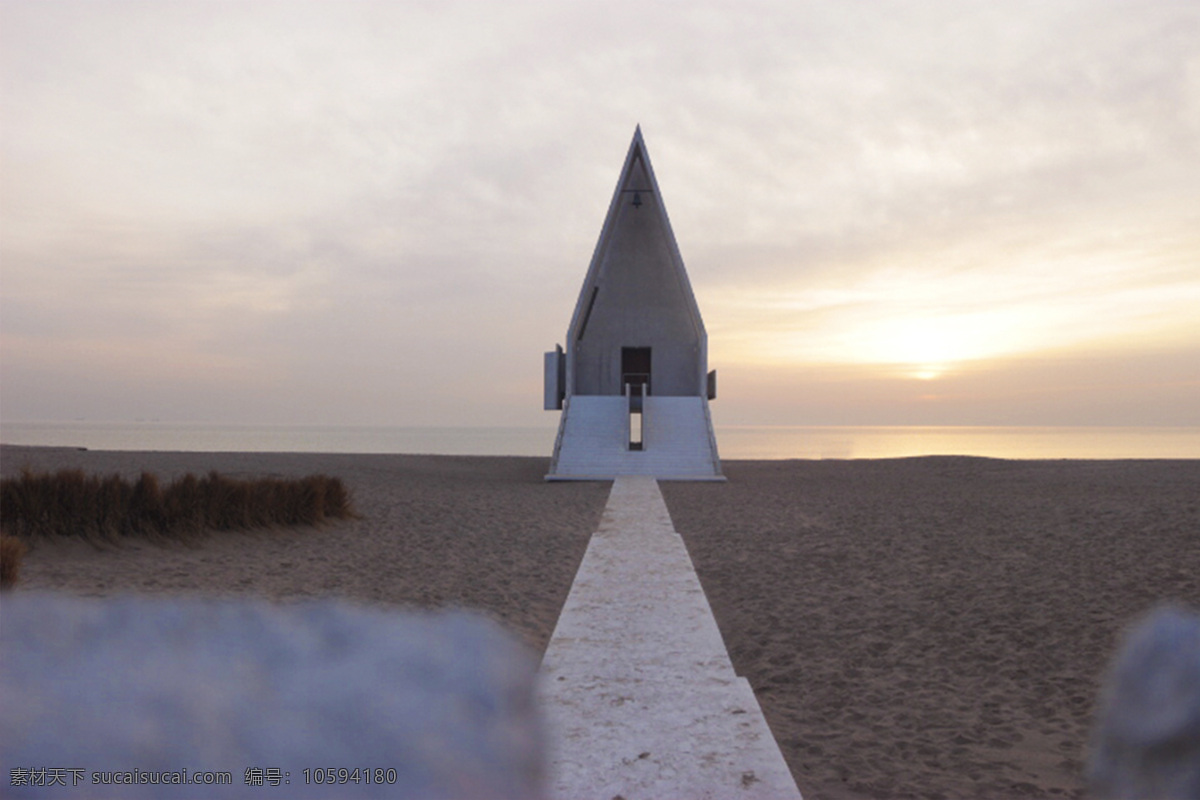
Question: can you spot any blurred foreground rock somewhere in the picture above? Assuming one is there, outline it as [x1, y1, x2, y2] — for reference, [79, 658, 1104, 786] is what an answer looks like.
[0, 593, 543, 799]
[1089, 605, 1200, 800]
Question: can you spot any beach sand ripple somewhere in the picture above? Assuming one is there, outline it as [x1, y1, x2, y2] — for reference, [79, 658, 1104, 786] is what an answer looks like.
[6, 448, 1199, 799]
[662, 457, 1200, 800]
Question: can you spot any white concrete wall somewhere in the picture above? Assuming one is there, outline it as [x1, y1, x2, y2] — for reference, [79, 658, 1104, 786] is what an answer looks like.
[544, 347, 564, 410]
[569, 149, 705, 398]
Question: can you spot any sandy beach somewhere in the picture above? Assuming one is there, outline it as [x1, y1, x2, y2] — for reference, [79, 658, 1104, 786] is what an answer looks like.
[0, 446, 609, 653]
[3, 445, 1199, 799]
[663, 458, 1200, 800]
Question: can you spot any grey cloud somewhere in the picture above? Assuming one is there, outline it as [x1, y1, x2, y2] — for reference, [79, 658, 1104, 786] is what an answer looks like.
[2, 0, 1197, 427]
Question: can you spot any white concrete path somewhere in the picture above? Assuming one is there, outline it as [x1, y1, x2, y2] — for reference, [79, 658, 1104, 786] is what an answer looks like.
[538, 476, 802, 799]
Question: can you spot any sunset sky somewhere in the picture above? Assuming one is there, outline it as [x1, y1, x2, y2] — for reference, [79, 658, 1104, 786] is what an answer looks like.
[2, 0, 1197, 429]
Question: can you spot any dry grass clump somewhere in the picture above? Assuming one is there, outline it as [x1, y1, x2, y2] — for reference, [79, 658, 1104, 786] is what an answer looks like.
[1, 534, 26, 589]
[0, 468, 356, 542]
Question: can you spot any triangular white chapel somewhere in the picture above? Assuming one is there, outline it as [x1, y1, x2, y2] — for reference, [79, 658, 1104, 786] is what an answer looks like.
[544, 127, 723, 480]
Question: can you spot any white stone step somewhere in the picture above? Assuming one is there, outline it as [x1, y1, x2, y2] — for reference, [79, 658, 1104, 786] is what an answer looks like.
[548, 395, 722, 480]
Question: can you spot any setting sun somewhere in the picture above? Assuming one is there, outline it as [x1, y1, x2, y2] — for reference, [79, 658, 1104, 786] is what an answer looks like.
[853, 314, 1023, 377]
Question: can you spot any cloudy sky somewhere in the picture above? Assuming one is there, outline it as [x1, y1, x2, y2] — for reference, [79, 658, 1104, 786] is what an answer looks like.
[2, 0, 1197, 429]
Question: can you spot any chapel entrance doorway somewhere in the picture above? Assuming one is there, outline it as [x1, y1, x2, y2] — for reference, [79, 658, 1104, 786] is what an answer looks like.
[621, 347, 651, 395]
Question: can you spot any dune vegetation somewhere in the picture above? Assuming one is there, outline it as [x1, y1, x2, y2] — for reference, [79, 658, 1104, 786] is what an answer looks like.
[0, 534, 27, 589]
[0, 469, 357, 550]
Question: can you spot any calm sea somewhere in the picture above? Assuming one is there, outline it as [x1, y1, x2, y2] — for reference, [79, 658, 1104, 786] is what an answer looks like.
[2, 421, 1198, 460]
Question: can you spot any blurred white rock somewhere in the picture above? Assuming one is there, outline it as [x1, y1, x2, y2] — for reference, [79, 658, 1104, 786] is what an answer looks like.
[1089, 604, 1200, 800]
[0, 593, 543, 799]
